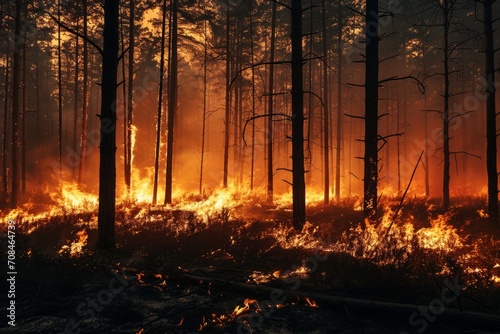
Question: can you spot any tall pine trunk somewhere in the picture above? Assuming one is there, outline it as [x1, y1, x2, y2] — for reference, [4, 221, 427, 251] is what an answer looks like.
[363, 0, 379, 220]
[125, 0, 134, 191]
[442, 0, 451, 210]
[78, 0, 88, 185]
[164, 0, 177, 204]
[335, 4, 343, 201]
[322, 0, 329, 204]
[291, 0, 306, 230]
[73, 23, 80, 180]
[11, 0, 21, 208]
[267, 1, 276, 203]
[96, 0, 119, 251]
[57, 0, 62, 175]
[199, 11, 208, 195]
[484, 0, 499, 225]
[223, 3, 230, 188]
[152, 0, 167, 205]
[3, 46, 9, 195]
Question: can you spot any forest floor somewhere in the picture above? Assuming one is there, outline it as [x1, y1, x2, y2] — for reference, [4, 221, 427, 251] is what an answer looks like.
[2, 194, 500, 333]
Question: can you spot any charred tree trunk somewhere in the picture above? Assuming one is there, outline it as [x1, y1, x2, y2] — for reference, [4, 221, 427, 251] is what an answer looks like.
[120, 8, 127, 189]
[291, 0, 306, 230]
[363, 0, 379, 220]
[335, 3, 343, 201]
[96, 0, 119, 251]
[11, 0, 21, 208]
[57, 0, 62, 175]
[267, 1, 276, 203]
[125, 0, 134, 191]
[73, 22, 80, 181]
[78, 0, 88, 185]
[322, 0, 329, 205]
[443, 0, 451, 210]
[152, 0, 167, 205]
[21, 4, 27, 193]
[223, 3, 230, 188]
[250, 2, 256, 191]
[484, 0, 499, 225]
[164, 0, 177, 204]
[3, 46, 9, 195]
[200, 11, 208, 195]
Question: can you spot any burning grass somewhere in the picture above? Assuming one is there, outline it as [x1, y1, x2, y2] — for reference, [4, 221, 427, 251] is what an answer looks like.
[2, 189, 500, 332]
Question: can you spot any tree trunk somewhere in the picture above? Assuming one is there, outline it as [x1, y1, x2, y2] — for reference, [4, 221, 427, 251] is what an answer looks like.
[57, 0, 63, 176]
[21, 5, 27, 193]
[335, 3, 343, 201]
[96, 0, 119, 251]
[78, 0, 88, 185]
[2, 45, 9, 195]
[322, 0, 329, 205]
[200, 10, 208, 195]
[443, 0, 450, 210]
[11, 0, 21, 208]
[125, 0, 134, 191]
[363, 0, 379, 220]
[267, 1, 276, 203]
[73, 21, 80, 181]
[250, 2, 256, 191]
[291, 0, 306, 230]
[164, 0, 177, 204]
[223, 3, 230, 188]
[152, 0, 167, 205]
[484, 0, 499, 225]
[120, 8, 127, 189]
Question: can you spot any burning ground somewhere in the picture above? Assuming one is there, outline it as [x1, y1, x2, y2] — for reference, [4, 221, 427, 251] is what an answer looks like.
[2, 189, 500, 333]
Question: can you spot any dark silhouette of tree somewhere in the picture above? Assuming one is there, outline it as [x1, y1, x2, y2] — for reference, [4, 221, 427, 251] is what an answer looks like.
[152, 0, 167, 205]
[78, 0, 89, 186]
[96, 0, 119, 250]
[363, 0, 379, 220]
[125, 0, 135, 192]
[11, 0, 21, 208]
[267, 0, 277, 203]
[482, 0, 499, 225]
[164, 0, 177, 204]
[291, 0, 306, 230]
[223, 2, 231, 188]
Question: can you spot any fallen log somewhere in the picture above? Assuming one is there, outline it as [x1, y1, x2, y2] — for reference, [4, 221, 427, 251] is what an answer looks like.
[182, 273, 500, 326]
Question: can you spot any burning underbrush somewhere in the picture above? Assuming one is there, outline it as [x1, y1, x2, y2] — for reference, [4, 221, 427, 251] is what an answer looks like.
[2, 189, 500, 332]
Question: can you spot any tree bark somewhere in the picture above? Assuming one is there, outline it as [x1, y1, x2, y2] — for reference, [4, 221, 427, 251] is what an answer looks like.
[11, 0, 22, 208]
[125, 0, 134, 191]
[57, 0, 63, 176]
[223, 3, 230, 188]
[322, 0, 330, 205]
[484, 0, 498, 225]
[443, 0, 450, 210]
[267, 1, 276, 203]
[164, 0, 177, 204]
[78, 0, 88, 185]
[96, 0, 119, 251]
[73, 20, 80, 181]
[363, 0, 379, 220]
[335, 3, 343, 201]
[2, 45, 9, 195]
[291, 0, 306, 230]
[152, 0, 167, 205]
[199, 9, 208, 195]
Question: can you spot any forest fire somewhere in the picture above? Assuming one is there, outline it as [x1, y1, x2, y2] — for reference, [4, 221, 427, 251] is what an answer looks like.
[2, 0, 500, 332]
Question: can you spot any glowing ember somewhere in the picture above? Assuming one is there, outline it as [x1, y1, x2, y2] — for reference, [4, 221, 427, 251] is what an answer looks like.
[305, 297, 318, 308]
[232, 298, 259, 317]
